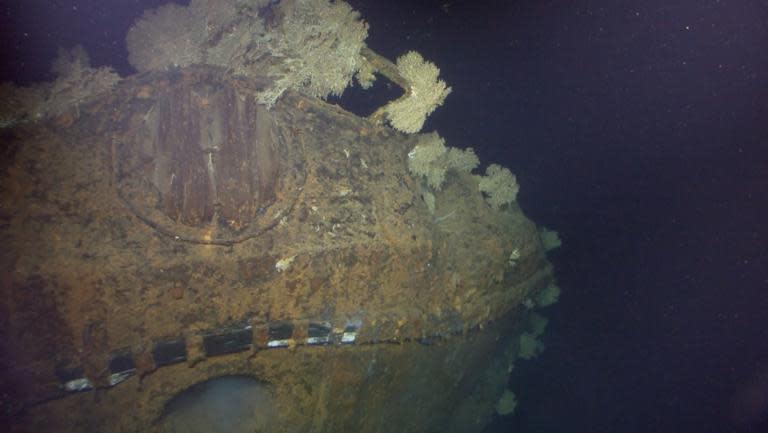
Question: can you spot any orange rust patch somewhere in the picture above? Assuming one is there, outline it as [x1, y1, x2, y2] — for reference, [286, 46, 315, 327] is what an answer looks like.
[135, 86, 152, 99]
[54, 113, 75, 128]
[170, 285, 184, 300]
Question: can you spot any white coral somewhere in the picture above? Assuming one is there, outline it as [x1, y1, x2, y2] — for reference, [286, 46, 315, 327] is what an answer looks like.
[495, 390, 517, 416]
[126, 0, 369, 108]
[408, 132, 478, 190]
[261, 0, 369, 105]
[408, 132, 449, 190]
[478, 164, 519, 209]
[384, 51, 451, 133]
[275, 255, 296, 273]
[1, 46, 120, 127]
[126, 3, 205, 72]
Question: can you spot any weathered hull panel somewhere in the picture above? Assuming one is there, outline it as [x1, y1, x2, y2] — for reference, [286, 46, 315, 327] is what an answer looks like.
[0, 67, 552, 432]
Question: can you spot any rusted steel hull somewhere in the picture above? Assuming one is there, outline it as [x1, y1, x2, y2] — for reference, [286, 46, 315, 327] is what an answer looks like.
[0, 67, 553, 432]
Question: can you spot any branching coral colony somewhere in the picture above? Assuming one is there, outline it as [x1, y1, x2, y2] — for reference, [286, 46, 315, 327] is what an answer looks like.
[0, 46, 120, 128]
[0, 0, 521, 212]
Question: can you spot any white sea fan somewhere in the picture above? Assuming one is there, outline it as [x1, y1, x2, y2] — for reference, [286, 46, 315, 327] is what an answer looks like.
[384, 51, 451, 133]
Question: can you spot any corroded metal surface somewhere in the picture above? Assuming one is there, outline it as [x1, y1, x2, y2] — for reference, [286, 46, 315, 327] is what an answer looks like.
[0, 66, 553, 433]
[116, 70, 304, 244]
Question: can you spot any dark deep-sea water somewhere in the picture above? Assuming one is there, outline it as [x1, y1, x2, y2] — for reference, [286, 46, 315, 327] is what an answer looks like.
[2, 1, 766, 432]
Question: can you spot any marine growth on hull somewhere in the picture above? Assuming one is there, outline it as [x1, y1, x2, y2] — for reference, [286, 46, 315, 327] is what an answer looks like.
[0, 1, 561, 432]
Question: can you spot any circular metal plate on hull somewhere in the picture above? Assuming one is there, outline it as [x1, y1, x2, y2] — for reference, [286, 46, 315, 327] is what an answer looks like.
[116, 72, 305, 245]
